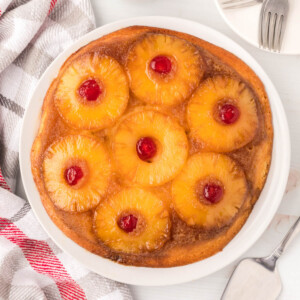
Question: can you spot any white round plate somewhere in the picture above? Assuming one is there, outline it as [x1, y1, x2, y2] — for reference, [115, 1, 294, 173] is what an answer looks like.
[20, 16, 290, 286]
[215, 0, 300, 55]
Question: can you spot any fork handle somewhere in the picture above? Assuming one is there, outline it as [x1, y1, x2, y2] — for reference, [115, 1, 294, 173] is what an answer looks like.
[271, 216, 300, 259]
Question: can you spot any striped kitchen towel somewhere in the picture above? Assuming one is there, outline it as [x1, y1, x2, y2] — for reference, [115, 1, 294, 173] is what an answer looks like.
[0, 1, 132, 299]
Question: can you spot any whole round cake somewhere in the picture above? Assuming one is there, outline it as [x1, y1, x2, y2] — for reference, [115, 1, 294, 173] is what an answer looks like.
[31, 26, 273, 267]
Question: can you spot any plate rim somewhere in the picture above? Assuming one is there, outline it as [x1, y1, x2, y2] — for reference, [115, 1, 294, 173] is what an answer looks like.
[19, 16, 291, 286]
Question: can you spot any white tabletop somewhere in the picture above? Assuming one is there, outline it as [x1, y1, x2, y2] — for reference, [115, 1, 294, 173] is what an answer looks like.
[17, 0, 300, 299]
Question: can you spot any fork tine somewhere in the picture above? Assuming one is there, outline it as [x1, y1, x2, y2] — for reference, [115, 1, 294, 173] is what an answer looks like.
[276, 14, 287, 52]
[259, 0, 273, 49]
[273, 15, 283, 52]
[277, 0, 289, 52]
[259, 0, 267, 48]
[268, 13, 277, 50]
[263, 11, 271, 48]
[259, 4, 263, 47]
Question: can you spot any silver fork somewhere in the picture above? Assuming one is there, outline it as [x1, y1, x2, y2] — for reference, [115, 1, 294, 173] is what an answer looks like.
[221, 0, 263, 9]
[259, 0, 289, 52]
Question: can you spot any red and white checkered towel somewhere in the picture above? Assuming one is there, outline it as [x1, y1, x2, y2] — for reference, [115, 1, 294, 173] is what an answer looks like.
[0, 1, 132, 299]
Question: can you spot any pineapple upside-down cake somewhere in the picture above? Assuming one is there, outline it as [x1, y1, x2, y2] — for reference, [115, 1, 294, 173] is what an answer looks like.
[31, 26, 273, 267]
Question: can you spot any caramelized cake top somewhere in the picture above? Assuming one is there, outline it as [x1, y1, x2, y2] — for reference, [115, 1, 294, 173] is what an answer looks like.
[31, 26, 273, 267]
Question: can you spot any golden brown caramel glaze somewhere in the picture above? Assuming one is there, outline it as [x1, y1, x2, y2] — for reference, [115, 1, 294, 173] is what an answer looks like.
[31, 26, 273, 267]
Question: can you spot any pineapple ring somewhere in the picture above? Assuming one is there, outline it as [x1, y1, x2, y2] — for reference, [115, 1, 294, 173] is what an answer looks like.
[55, 54, 129, 131]
[94, 188, 170, 254]
[187, 76, 259, 152]
[43, 135, 111, 212]
[112, 110, 189, 186]
[126, 33, 204, 106]
[172, 153, 247, 229]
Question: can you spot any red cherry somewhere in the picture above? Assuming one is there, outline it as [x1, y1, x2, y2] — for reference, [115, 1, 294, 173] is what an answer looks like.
[219, 104, 240, 125]
[118, 214, 138, 233]
[150, 56, 172, 74]
[203, 183, 223, 204]
[64, 166, 84, 186]
[136, 137, 157, 161]
[78, 79, 101, 101]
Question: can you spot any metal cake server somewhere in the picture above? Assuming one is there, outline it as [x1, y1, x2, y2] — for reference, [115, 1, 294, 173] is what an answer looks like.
[221, 216, 300, 300]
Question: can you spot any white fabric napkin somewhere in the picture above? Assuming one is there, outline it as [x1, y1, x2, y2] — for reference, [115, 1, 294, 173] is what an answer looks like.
[0, 1, 132, 299]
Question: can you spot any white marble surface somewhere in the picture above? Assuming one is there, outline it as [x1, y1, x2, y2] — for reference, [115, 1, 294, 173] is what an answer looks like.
[17, 0, 300, 299]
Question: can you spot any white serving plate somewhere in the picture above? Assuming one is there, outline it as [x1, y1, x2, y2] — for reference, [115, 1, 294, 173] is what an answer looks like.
[215, 0, 300, 55]
[19, 16, 290, 286]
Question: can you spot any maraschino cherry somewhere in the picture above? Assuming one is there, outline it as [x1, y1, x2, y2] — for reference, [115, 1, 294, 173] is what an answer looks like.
[203, 183, 223, 204]
[219, 104, 240, 125]
[78, 79, 101, 101]
[118, 214, 138, 233]
[64, 166, 84, 186]
[150, 56, 172, 74]
[136, 137, 157, 161]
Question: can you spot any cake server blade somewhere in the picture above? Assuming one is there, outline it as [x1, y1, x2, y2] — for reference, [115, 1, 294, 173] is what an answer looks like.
[222, 217, 300, 300]
[221, 258, 282, 300]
